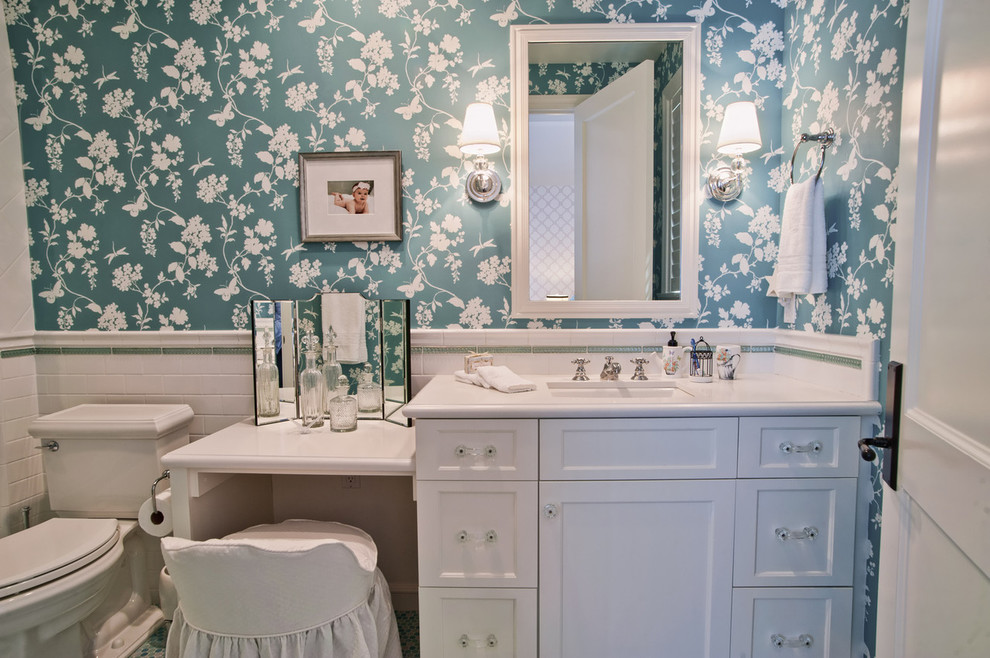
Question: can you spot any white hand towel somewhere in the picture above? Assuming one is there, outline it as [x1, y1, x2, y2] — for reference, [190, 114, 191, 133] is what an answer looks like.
[454, 369, 488, 387]
[321, 293, 368, 364]
[768, 177, 827, 323]
[476, 365, 537, 393]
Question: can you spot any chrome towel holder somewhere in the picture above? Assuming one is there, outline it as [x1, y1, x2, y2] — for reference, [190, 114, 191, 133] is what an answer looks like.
[790, 129, 835, 183]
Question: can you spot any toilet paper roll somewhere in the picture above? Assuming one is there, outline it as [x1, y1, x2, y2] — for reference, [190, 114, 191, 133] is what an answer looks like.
[138, 490, 173, 537]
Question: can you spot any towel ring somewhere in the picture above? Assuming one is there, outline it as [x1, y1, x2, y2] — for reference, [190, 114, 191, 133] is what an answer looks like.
[790, 129, 835, 184]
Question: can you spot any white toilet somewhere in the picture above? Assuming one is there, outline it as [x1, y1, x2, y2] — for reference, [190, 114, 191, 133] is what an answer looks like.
[0, 404, 193, 658]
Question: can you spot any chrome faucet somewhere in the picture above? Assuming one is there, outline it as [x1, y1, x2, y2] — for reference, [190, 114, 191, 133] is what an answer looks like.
[600, 356, 621, 381]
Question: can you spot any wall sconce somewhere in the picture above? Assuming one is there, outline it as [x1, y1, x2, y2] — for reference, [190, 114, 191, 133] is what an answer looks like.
[707, 100, 762, 202]
[459, 102, 501, 203]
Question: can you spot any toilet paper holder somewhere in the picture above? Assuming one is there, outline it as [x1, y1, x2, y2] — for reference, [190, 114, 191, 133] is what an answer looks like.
[149, 470, 170, 525]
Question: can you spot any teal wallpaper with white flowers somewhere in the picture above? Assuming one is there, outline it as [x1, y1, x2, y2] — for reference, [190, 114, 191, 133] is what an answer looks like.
[4, 0, 794, 331]
[3, 0, 906, 335]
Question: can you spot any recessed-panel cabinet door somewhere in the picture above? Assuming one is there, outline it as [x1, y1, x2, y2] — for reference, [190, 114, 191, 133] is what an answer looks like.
[539, 479, 735, 657]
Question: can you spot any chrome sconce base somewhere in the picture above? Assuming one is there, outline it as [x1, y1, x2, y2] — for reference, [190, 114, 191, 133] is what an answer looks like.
[465, 157, 501, 203]
[707, 155, 748, 202]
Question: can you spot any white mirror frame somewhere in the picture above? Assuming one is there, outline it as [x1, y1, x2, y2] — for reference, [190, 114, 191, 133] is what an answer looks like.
[510, 23, 701, 319]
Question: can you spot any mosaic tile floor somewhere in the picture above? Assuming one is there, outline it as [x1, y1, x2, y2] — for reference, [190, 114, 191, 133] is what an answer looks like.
[129, 611, 420, 658]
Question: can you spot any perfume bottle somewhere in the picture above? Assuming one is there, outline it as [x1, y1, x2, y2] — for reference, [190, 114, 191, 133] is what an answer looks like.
[357, 363, 382, 412]
[328, 374, 357, 432]
[322, 327, 342, 417]
[299, 330, 325, 428]
[255, 328, 280, 417]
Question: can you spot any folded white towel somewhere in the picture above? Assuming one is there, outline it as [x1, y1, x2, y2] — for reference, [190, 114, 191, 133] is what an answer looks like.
[454, 369, 487, 387]
[321, 293, 368, 364]
[476, 365, 536, 393]
[768, 177, 827, 323]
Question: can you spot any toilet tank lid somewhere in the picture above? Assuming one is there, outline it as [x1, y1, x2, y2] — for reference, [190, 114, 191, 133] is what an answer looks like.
[29, 404, 194, 440]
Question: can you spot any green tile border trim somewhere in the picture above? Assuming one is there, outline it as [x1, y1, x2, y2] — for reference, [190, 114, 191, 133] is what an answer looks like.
[1, 345, 251, 358]
[774, 345, 861, 369]
[587, 345, 643, 353]
[162, 347, 215, 355]
[212, 346, 253, 355]
[60, 347, 113, 355]
[1, 341, 859, 370]
[532, 346, 587, 354]
[488, 346, 535, 354]
[0, 347, 36, 359]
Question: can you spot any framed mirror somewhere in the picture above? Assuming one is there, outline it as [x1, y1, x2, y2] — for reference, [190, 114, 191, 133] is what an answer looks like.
[250, 295, 411, 427]
[510, 23, 701, 319]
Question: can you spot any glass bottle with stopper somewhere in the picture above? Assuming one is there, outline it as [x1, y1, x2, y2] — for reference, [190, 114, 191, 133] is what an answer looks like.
[255, 328, 280, 417]
[299, 330, 325, 429]
[328, 374, 358, 432]
[357, 362, 382, 412]
[322, 327, 342, 417]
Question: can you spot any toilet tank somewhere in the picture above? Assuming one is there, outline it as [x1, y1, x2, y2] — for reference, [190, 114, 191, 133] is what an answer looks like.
[29, 404, 194, 518]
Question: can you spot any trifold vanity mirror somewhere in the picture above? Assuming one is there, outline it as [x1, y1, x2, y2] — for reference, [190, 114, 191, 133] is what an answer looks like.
[510, 23, 701, 318]
[250, 294, 411, 427]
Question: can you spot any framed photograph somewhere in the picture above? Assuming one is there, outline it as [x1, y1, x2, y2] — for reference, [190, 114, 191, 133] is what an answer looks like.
[299, 151, 402, 242]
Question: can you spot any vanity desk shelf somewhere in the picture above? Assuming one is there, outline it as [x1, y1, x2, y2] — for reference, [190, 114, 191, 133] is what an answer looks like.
[404, 374, 880, 658]
[161, 419, 415, 541]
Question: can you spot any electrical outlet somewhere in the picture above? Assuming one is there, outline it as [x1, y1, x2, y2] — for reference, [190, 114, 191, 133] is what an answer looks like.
[342, 475, 361, 489]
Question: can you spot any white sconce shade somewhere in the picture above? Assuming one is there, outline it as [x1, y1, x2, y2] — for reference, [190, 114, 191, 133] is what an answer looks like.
[459, 102, 501, 155]
[716, 101, 762, 155]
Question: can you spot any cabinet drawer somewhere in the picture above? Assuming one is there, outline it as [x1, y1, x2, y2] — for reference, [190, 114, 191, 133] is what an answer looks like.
[419, 587, 537, 658]
[417, 480, 537, 588]
[540, 417, 738, 480]
[730, 587, 853, 658]
[738, 417, 860, 478]
[734, 478, 856, 587]
[416, 419, 538, 481]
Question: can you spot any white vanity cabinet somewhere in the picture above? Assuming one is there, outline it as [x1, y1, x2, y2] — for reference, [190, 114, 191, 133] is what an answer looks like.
[414, 413, 867, 657]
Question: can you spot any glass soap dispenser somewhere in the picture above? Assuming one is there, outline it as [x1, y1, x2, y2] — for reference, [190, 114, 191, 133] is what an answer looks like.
[299, 330, 325, 428]
[255, 328, 280, 417]
[357, 362, 382, 412]
[328, 374, 357, 432]
[322, 327, 342, 418]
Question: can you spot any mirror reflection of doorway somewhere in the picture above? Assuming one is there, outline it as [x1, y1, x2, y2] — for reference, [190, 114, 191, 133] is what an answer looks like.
[527, 59, 665, 302]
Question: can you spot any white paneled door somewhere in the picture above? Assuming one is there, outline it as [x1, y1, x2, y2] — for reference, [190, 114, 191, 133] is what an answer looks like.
[878, 0, 990, 654]
[573, 59, 654, 301]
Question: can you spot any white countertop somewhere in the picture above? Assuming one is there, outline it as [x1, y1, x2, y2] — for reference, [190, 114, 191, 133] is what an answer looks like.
[403, 373, 881, 419]
[161, 418, 416, 476]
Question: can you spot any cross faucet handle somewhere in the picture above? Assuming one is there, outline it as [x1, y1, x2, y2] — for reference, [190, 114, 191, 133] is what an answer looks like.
[571, 358, 590, 381]
[630, 358, 649, 381]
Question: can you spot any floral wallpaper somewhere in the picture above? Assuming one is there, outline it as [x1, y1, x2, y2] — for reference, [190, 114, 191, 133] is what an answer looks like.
[4, 0, 804, 332]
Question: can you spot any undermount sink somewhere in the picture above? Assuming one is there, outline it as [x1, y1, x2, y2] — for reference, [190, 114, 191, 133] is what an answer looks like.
[545, 379, 692, 400]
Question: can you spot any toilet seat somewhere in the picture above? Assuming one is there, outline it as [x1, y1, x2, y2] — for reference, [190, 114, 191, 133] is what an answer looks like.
[0, 518, 119, 599]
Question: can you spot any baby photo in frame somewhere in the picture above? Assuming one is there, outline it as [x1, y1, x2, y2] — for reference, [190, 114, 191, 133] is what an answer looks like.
[299, 151, 402, 242]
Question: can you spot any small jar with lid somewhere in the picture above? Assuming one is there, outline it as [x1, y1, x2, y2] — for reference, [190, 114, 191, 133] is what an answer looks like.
[356, 363, 382, 413]
[328, 374, 358, 432]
